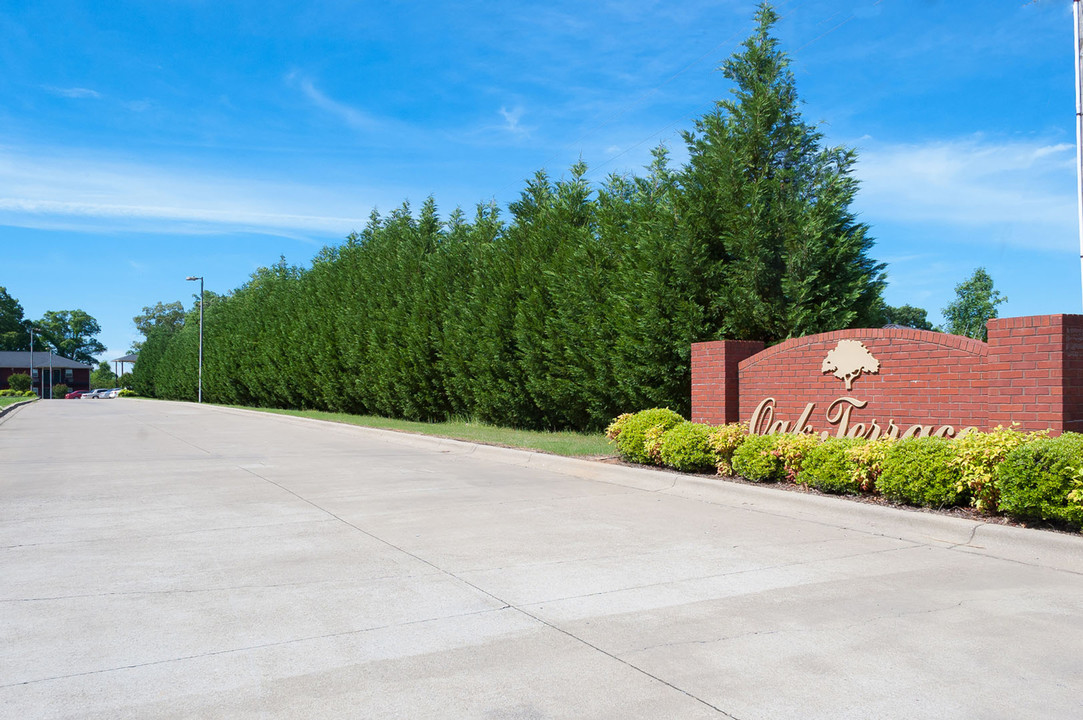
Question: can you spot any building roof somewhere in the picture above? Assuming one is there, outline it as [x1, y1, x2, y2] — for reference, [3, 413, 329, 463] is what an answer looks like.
[113, 353, 139, 363]
[0, 351, 92, 370]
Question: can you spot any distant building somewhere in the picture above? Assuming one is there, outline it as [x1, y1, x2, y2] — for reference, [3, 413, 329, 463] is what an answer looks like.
[0, 351, 92, 395]
[112, 353, 138, 377]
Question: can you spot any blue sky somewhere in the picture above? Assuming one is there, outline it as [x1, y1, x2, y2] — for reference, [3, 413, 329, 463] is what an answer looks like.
[0, 0, 1077, 361]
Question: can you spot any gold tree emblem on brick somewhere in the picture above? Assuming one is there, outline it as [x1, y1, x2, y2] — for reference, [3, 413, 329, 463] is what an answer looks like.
[821, 340, 880, 391]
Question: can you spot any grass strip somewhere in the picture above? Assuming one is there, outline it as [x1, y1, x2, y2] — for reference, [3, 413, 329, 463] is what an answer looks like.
[232, 406, 614, 457]
[0, 397, 33, 408]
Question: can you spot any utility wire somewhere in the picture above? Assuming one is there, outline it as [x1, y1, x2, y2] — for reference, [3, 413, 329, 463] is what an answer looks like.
[796, 0, 882, 52]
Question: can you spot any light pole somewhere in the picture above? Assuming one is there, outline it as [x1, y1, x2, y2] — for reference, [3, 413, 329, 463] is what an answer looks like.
[1076, 0, 1083, 308]
[28, 326, 35, 397]
[186, 276, 204, 403]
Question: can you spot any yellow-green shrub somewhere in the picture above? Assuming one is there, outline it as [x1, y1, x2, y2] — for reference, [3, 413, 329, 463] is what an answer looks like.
[613, 408, 685, 464]
[605, 413, 634, 442]
[951, 424, 1046, 513]
[708, 423, 748, 476]
[801, 438, 863, 494]
[997, 433, 1083, 528]
[773, 432, 823, 484]
[659, 422, 717, 472]
[732, 434, 784, 482]
[878, 438, 965, 508]
[644, 424, 666, 464]
[845, 438, 893, 492]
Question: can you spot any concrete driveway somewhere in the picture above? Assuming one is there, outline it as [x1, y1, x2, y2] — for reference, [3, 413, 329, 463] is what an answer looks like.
[1, 399, 1081, 719]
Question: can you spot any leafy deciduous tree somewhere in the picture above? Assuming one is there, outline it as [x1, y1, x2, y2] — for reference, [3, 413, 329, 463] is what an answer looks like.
[131, 301, 186, 351]
[942, 267, 1007, 342]
[0, 287, 29, 351]
[90, 361, 118, 389]
[882, 304, 934, 331]
[35, 310, 106, 364]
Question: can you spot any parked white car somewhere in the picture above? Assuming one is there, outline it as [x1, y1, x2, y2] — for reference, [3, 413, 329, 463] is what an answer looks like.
[105, 388, 121, 398]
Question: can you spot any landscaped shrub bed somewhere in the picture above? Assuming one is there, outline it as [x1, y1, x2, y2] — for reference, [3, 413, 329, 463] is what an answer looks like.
[658, 422, 716, 472]
[801, 438, 864, 495]
[607, 408, 684, 464]
[997, 434, 1083, 527]
[731, 434, 783, 483]
[878, 438, 965, 508]
[607, 409, 1083, 531]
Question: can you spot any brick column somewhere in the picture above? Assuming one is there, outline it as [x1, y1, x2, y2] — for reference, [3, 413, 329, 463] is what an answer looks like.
[986, 314, 1083, 434]
[691, 340, 764, 425]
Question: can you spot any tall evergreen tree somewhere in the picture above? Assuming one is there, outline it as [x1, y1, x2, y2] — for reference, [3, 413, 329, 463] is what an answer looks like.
[602, 146, 704, 417]
[132, 325, 179, 398]
[439, 203, 504, 419]
[680, 2, 884, 343]
[134, 2, 893, 429]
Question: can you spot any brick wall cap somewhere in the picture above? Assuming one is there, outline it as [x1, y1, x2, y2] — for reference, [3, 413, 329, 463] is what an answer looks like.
[740, 327, 987, 370]
[691, 339, 766, 351]
[988, 314, 1083, 331]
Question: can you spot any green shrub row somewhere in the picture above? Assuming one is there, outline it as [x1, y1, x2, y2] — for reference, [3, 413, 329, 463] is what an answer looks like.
[0, 389, 36, 397]
[129, 9, 887, 431]
[608, 410, 1083, 531]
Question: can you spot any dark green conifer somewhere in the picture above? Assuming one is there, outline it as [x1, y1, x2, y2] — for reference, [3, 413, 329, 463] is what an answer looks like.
[680, 2, 884, 342]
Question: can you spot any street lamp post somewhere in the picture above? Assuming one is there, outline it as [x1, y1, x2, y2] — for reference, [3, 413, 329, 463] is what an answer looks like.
[29, 327, 52, 398]
[186, 276, 204, 403]
[1076, 0, 1083, 308]
[28, 327, 35, 397]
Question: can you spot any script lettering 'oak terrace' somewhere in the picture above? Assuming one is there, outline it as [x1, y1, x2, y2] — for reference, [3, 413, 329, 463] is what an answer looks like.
[691, 315, 1083, 437]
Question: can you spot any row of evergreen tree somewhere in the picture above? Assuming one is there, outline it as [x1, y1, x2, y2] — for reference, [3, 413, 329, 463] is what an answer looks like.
[132, 5, 887, 430]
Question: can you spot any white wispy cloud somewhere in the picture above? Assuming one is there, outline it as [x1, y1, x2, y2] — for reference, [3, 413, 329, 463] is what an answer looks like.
[43, 86, 102, 99]
[853, 136, 1076, 250]
[123, 100, 153, 113]
[286, 71, 379, 130]
[0, 146, 385, 237]
[499, 105, 528, 137]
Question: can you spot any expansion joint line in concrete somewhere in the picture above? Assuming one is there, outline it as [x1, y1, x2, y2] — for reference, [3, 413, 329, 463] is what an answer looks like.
[237, 465, 743, 719]
[142, 421, 214, 455]
[0, 605, 508, 689]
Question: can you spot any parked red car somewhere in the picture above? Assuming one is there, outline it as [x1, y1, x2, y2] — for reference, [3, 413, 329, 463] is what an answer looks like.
[65, 390, 86, 399]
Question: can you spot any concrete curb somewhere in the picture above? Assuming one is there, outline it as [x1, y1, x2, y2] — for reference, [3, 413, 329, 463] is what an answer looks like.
[0, 398, 35, 421]
[200, 403, 1083, 573]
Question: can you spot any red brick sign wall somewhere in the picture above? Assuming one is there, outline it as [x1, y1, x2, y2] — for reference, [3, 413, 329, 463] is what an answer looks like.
[691, 314, 1083, 437]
